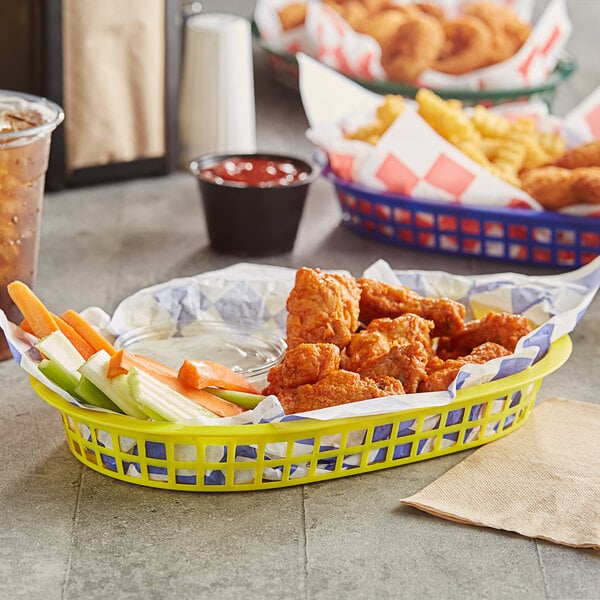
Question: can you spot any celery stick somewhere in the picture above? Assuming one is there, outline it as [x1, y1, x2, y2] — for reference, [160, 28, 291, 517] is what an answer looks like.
[110, 373, 164, 421]
[38, 358, 80, 397]
[207, 388, 265, 410]
[127, 367, 218, 423]
[74, 376, 124, 414]
[36, 331, 85, 372]
[78, 350, 150, 420]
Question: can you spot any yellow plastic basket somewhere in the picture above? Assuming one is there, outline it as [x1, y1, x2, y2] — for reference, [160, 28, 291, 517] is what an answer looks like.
[31, 335, 571, 492]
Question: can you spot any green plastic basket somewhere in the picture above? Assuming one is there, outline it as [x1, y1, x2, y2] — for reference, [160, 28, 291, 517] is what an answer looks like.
[253, 21, 577, 108]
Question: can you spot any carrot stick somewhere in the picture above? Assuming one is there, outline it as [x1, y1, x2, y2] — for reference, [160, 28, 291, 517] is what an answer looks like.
[51, 313, 96, 360]
[8, 281, 96, 359]
[178, 359, 259, 394]
[19, 319, 34, 335]
[61, 309, 117, 356]
[108, 349, 243, 417]
[7, 281, 59, 339]
[107, 349, 175, 379]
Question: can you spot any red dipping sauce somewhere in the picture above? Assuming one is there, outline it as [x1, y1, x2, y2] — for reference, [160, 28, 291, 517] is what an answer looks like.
[199, 157, 310, 188]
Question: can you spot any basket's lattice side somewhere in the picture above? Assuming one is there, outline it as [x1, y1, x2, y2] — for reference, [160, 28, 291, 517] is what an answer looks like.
[335, 184, 600, 268]
[56, 378, 539, 492]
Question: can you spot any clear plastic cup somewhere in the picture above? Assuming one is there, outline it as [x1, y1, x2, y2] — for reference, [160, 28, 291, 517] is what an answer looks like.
[0, 90, 64, 360]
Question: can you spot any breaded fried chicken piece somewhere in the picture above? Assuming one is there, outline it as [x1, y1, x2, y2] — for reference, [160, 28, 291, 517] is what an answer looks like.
[436, 312, 531, 360]
[341, 314, 434, 372]
[286, 267, 361, 350]
[358, 277, 466, 337]
[278, 370, 404, 414]
[418, 342, 511, 392]
[572, 168, 600, 205]
[262, 343, 340, 396]
[465, 1, 531, 65]
[521, 166, 600, 210]
[550, 139, 600, 169]
[357, 340, 429, 393]
[380, 13, 445, 83]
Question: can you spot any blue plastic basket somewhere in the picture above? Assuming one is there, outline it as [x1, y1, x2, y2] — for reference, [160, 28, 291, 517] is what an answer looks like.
[323, 163, 600, 268]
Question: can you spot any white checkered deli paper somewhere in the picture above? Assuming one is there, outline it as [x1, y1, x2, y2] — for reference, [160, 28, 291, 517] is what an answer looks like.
[2, 259, 599, 484]
[300, 53, 600, 216]
[254, 0, 571, 90]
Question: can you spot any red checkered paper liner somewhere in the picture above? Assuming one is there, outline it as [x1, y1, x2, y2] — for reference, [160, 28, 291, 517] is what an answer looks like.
[254, 0, 571, 91]
[300, 54, 600, 216]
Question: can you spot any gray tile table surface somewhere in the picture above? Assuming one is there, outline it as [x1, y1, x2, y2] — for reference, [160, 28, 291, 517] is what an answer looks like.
[1, 1, 599, 598]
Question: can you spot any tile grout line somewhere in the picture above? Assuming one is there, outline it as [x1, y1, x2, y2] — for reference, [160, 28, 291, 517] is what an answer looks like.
[535, 540, 551, 599]
[301, 486, 309, 600]
[61, 467, 84, 600]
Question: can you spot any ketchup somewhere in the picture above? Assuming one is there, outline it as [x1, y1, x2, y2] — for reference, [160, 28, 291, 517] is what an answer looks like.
[199, 157, 309, 187]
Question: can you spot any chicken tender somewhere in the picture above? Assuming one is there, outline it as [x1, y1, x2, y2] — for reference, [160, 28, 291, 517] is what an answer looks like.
[520, 166, 577, 210]
[262, 343, 340, 396]
[286, 267, 361, 350]
[342, 314, 434, 372]
[278, 370, 404, 415]
[358, 277, 466, 337]
[571, 168, 600, 205]
[549, 139, 600, 169]
[521, 166, 600, 210]
[436, 311, 531, 360]
[357, 340, 429, 393]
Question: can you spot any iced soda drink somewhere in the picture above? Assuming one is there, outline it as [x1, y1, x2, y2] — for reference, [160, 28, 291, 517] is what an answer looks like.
[0, 91, 63, 360]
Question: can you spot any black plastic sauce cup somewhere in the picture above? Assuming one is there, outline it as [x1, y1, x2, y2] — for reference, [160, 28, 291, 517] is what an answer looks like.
[190, 152, 318, 256]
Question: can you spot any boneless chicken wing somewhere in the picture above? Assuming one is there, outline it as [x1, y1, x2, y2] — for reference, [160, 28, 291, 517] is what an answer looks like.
[357, 277, 466, 337]
[341, 314, 434, 372]
[436, 311, 531, 359]
[285, 268, 361, 350]
[418, 342, 511, 392]
[357, 340, 429, 393]
[278, 370, 405, 415]
[262, 343, 340, 396]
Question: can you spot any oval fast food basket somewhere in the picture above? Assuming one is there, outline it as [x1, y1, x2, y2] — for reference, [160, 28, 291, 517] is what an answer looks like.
[325, 163, 600, 268]
[30, 334, 571, 492]
[252, 22, 577, 108]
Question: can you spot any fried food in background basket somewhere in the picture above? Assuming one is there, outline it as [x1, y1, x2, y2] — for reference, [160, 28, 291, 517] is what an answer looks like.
[263, 267, 532, 413]
[519, 140, 600, 210]
[281, 0, 532, 83]
[343, 90, 600, 211]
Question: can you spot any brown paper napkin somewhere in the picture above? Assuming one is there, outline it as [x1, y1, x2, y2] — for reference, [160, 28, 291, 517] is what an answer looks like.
[63, 0, 166, 170]
[401, 398, 600, 550]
